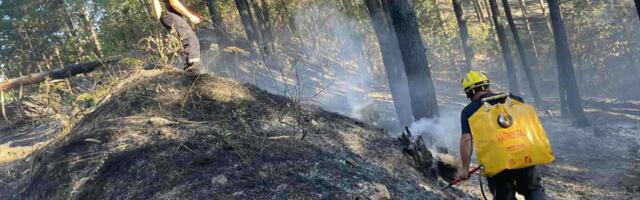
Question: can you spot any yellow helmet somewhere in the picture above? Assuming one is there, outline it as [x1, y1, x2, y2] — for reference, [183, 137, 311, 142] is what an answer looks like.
[461, 70, 490, 94]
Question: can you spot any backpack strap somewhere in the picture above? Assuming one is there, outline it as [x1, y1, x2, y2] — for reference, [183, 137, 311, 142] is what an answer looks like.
[481, 93, 513, 112]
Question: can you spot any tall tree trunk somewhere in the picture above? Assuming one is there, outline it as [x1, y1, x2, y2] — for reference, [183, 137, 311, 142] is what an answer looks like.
[483, 0, 494, 26]
[250, 0, 273, 46]
[636, 0, 640, 21]
[235, 0, 260, 44]
[386, 0, 439, 119]
[517, 0, 540, 60]
[488, 0, 520, 95]
[502, 0, 542, 105]
[206, 0, 230, 48]
[363, 0, 413, 126]
[538, 0, 554, 37]
[79, 0, 103, 57]
[621, 1, 640, 81]
[472, 0, 484, 22]
[61, 0, 78, 38]
[547, 0, 589, 127]
[259, 0, 274, 43]
[452, 0, 474, 72]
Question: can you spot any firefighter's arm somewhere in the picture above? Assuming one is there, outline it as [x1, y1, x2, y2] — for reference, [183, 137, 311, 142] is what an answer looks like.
[457, 133, 473, 180]
[167, 0, 203, 24]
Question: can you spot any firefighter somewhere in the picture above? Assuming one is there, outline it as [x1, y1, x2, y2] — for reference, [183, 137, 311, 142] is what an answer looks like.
[150, 0, 203, 73]
[457, 70, 550, 200]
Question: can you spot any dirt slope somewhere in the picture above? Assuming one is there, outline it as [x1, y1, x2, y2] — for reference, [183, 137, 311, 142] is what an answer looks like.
[0, 69, 471, 199]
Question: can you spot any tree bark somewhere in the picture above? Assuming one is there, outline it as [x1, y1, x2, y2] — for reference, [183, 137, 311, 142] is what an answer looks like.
[79, 0, 103, 57]
[386, 0, 439, 119]
[234, 0, 260, 44]
[502, 0, 542, 105]
[517, 0, 540, 60]
[452, 0, 474, 72]
[206, 0, 231, 48]
[259, 0, 274, 43]
[250, 0, 273, 44]
[0, 56, 122, 92]
[546, 0, 589, 127]
[538, 0, 554, 37]
[636, 0, 640, 21]
[472, 0, 484, 22]
[488, 0, 520, 95]
[364, 0, 413, 126]
[483, 0, 494, 26]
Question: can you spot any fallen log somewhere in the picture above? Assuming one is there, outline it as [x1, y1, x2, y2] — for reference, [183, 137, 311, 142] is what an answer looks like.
[399, 127, 434, 176]
[0, 56, 122, 92]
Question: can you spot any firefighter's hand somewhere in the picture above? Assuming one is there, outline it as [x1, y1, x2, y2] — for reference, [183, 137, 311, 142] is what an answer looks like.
[456, 168, 470, 181]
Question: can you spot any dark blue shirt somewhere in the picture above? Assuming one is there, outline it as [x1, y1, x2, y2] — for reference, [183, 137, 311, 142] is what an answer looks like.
[460, 93, 524, 135]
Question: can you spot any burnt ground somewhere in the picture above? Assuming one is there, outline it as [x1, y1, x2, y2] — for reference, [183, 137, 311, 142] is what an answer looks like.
[0, 57, 638, 199]
[0, 69, 475, 199]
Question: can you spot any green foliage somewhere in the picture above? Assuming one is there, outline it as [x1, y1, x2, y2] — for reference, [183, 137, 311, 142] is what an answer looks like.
[97, 0, 161, 55]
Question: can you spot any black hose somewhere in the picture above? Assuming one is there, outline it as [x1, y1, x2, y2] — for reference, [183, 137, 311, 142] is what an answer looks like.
[479, 174, 488, 200]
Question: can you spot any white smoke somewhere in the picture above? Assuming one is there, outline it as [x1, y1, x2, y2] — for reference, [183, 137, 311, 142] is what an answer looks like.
[408, 108, 462, 152]
[292, 3, 375, 121]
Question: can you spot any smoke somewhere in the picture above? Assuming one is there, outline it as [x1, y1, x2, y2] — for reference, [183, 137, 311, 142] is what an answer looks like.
[290, 3, 376, 121]
[408, 108, 462, 152]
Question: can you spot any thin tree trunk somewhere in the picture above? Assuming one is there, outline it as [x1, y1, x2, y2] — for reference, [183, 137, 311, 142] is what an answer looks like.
[488, 0, 520, 95]
[636, 0, 640, 21]
[250, 0, 273, 45]
[472, 0, 484, 22]
[235, 0, 260, 44]
[363, 0, 413, 126]
[259, 0, 274, 43]
[547, 0, 589, 127]
[386, 0, 439, 119]
[79, 0, 103, 57]
[206, 0, 230, 48]
[538, 0, 554, 37]
[0, 56, 122, 92]
[517, 0, 540, 59]
[621, 2, 640, 81]
[502, 0, 542, 105]
[452, 0, 474, 72]
[483, 0, 493, 25]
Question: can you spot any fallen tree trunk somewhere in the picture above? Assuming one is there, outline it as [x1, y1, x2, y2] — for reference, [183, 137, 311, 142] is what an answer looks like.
[0, 56, 122, 92]
[399, 127, 434, 176]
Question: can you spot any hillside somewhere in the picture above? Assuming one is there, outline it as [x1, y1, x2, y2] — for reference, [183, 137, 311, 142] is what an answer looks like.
[0, 67, 470, 199]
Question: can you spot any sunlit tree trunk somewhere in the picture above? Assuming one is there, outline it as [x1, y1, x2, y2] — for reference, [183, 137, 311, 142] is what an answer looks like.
[547, 0, 589, 127]
[488, 0, 520, 95]
[79, 0, 103, 57]
[386, 0, 439, 119]
[452, 0, 473, 72]
[502, 0, 542, 105]
[538, 0, 554, 37]
[364, 0, 413, 126]
[517, 0, 540, 60]
[483, 0, 493, 26]
[472, 0, 484, 22]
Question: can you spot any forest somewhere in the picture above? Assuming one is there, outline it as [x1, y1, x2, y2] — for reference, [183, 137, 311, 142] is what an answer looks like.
[0, 0, 639, 199]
